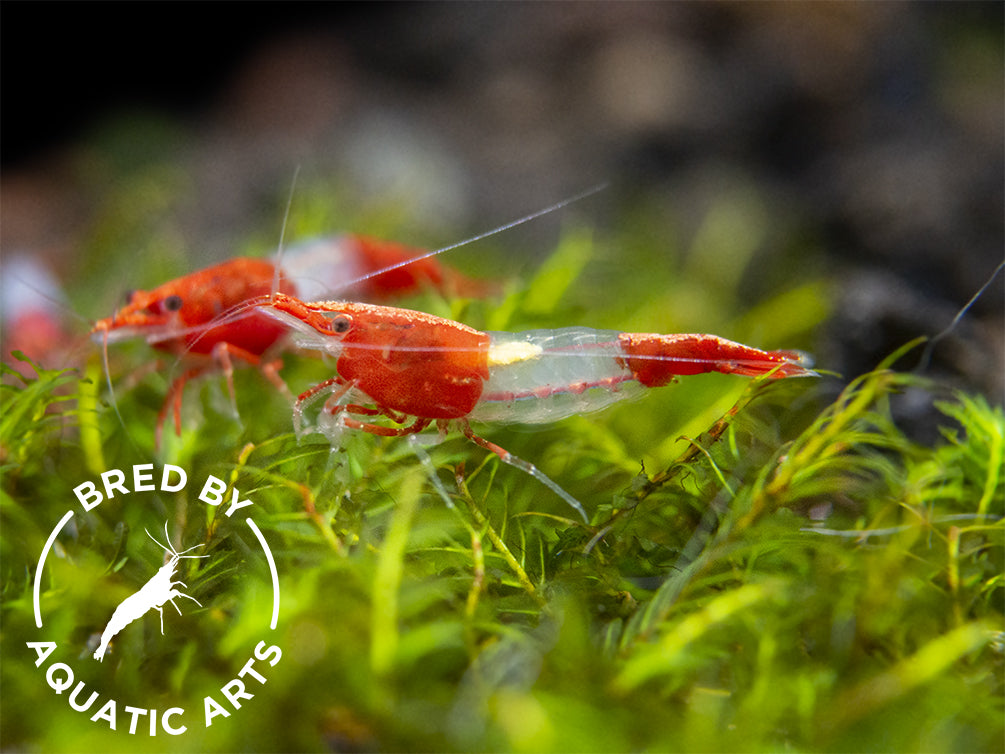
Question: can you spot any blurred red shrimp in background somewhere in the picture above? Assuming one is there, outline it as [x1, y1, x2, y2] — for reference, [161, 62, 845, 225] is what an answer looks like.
[2, 254, 80, 377]
[281, 234, 495, 302]
[91, 234, 495, 444]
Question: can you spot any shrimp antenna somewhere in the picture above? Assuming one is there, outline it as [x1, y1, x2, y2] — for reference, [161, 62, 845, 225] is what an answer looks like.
[100, 329, 141, 451]
[407, 433, 590, 523]
[170, 183, 609, 367]
[145, 522, 208, 560]
[915, 258, 1004, 374]
[344, 182, 609, 293]
[145, 522, 175, 557]
[147, 520, 178, 557]
[272, 164, 302, 298]
[1, 268, 90, 328]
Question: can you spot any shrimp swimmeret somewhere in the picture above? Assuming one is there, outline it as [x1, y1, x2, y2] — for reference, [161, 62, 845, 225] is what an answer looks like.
[251, 294, 817, 522]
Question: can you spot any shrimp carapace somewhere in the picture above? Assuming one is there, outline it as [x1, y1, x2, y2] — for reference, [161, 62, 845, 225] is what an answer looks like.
[93, 258, 295, 355]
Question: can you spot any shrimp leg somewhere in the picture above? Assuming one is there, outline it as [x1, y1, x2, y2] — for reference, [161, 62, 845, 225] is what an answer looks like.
[312, 382, 587, 520]
[157, 341, 289, 447]
[457, 419, 588, 521]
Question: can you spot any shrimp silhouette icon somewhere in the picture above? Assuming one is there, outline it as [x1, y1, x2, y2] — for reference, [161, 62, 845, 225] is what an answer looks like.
[93, 523, 207, 662]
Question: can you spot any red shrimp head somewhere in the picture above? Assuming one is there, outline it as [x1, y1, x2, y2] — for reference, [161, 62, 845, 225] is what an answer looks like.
[92, 258, 296, 357]
[255, 294, 491, 419]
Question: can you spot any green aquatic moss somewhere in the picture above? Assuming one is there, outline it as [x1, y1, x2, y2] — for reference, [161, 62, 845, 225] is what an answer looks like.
[2, 187, 1002, 753]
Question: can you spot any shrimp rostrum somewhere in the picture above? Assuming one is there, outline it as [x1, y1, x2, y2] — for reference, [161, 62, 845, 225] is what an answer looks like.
[252, 294, 816, 521]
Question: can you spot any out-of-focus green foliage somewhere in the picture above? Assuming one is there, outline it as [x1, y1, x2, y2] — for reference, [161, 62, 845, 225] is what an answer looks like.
[2, 174, 1002, 754]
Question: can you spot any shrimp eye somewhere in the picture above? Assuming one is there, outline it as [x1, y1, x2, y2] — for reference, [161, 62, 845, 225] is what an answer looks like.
[330, 315, 351, 334]
[123, 289, 136, 305]
[163, 294, 183, 312]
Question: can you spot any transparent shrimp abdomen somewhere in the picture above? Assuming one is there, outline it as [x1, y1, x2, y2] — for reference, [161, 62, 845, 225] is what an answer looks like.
[471, 328, 645, 424]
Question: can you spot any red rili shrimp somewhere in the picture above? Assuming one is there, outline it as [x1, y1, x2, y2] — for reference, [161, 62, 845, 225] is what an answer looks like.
[91, 236, 491, 445]
[252, 294, 816, 521]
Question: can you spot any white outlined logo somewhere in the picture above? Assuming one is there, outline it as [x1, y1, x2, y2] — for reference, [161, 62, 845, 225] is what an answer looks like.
[28, 463, 284, 738]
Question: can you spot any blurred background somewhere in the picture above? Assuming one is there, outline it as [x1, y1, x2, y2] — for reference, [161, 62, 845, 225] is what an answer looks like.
[3, 2, 1003, 400]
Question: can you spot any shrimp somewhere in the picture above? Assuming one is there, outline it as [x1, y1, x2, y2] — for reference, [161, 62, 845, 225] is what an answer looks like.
[252, 294, 817, 521]
[2, 254, 80, 376]
[91, 236, 491, 445]
[93, 522, 207, 662]
[281, 234, 494, 302]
